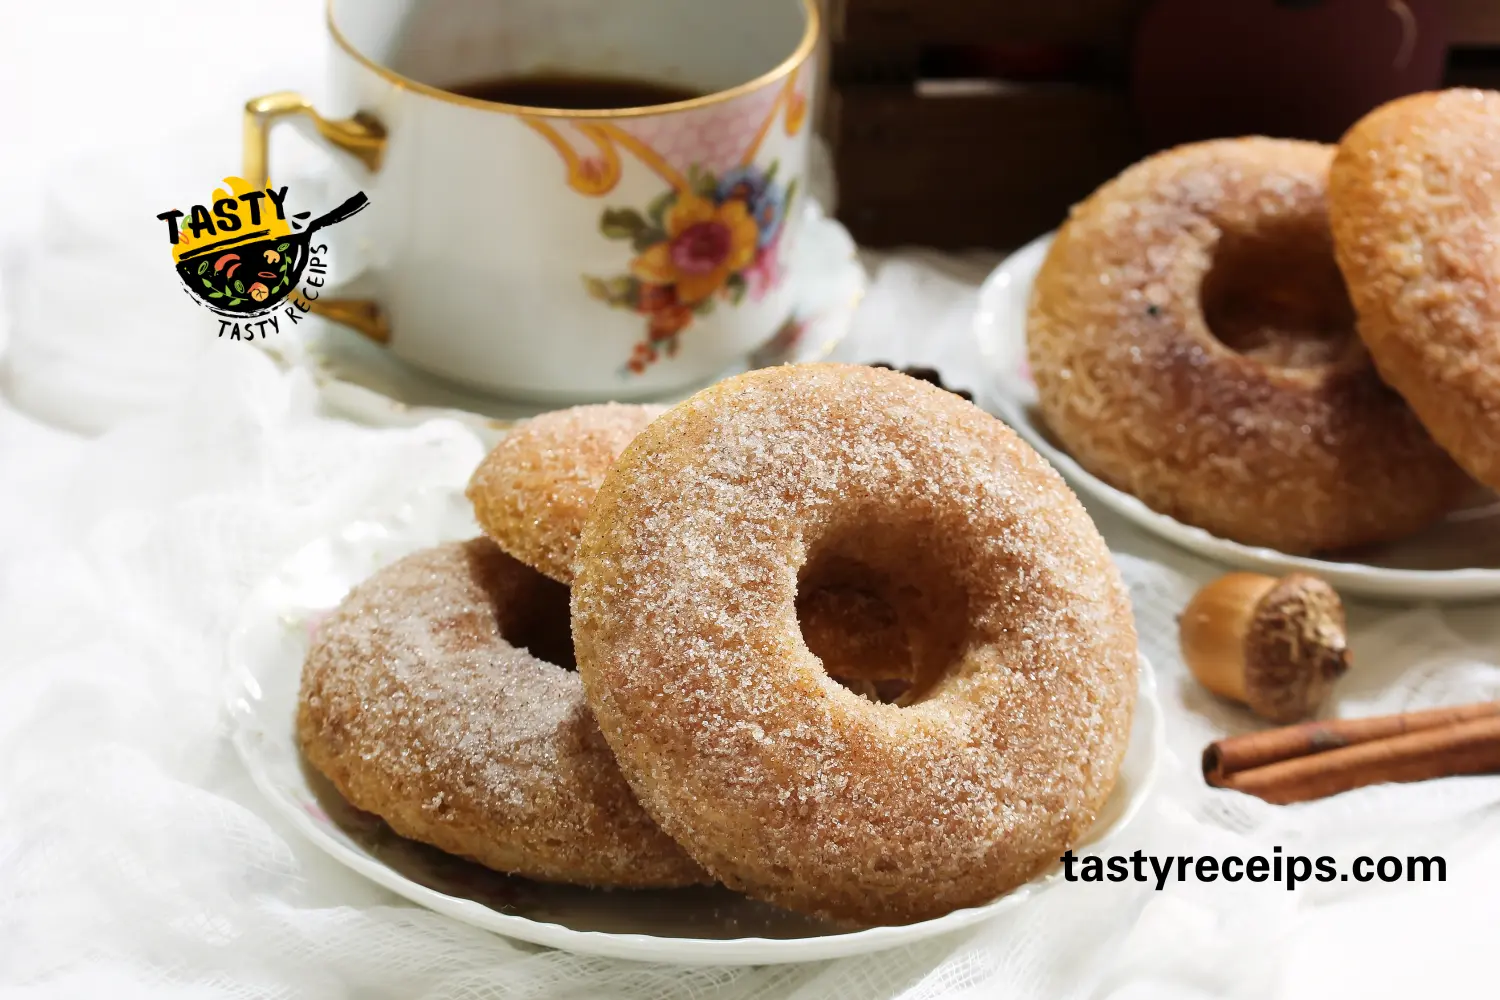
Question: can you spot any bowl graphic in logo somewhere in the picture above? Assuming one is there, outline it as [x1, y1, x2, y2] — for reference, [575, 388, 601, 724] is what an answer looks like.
[165, 179, 368, 318]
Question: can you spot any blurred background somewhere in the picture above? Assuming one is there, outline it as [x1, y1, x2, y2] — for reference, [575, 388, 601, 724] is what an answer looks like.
[820, 0, 1499, 247]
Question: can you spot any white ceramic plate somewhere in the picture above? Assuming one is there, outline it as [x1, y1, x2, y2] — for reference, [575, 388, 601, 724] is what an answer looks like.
[974, 233, 1500, 603]
[227, 491, 1164, 966]
[255, 200, 867, 446]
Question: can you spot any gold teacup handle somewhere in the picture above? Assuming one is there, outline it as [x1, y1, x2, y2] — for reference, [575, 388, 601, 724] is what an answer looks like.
[243, 91, 391, 344]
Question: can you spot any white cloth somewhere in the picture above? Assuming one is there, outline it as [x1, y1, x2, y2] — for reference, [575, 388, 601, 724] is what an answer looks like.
[3, 6, 1499, 997]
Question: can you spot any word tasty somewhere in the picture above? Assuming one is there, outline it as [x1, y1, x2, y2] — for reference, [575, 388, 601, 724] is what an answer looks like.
[158, 184, 290, 246]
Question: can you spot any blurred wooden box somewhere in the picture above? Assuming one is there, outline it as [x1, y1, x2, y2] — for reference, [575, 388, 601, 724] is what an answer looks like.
[824, 0, 1500, 250]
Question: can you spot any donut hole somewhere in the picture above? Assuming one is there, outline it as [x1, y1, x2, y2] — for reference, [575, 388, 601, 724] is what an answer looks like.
[797, 580, 915, 704]
[1200, 220, 1357, 369]
[473, 549, 578, 670]
[506, 576, 576, 670]
[796, 521, 973, 705]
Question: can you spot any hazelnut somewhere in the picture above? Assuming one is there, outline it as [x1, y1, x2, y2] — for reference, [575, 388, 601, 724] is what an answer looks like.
[1179, 572, 1350, 723]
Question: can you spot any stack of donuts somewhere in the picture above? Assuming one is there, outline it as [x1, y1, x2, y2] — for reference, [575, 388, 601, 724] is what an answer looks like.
[1028, 89, 1500, 555]
[297, 363, 1140, 926]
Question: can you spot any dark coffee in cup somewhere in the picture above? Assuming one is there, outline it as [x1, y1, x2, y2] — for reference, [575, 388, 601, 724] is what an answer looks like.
[448, 72, 702, 110]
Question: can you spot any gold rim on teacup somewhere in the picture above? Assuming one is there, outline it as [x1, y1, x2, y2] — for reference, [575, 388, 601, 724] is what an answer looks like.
[324, 0, 821, 118]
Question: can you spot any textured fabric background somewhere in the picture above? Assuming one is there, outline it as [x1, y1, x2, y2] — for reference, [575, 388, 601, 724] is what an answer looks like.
[2, 5, 1498, 997]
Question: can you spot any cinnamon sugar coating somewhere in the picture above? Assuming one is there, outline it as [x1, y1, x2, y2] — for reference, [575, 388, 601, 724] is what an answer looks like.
[1029, 137, 1470, 554]
[571, 363, 1139, 925]
[298, 538, 708, 888]
[468, 404, 667, 583]
[1330, 89, 1500, 493]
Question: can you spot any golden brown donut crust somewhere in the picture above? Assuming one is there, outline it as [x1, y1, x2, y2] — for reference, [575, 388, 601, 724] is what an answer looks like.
[571, 363, 1139, 925]
[298, 538, 707, 888]
[1028, 137, 1470, 554]
[1330, 89, 1500, 492]
[467, 404, 667, 583]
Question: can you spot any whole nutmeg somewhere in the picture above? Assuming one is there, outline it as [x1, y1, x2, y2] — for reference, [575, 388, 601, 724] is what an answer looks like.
[1179, 572, 1350, 723]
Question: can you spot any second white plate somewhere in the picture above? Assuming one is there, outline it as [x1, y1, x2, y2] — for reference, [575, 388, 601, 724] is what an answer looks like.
[974, 233, 1500, 603]
[227, 490, 1165, 966]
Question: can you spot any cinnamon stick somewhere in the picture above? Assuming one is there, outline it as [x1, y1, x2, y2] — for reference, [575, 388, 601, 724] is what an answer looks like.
[1210, 715, 1500, 805]
[1203, 700, 1500, 785]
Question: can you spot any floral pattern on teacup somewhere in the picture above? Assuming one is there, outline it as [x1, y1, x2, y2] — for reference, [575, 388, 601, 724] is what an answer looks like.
[583, 162, 797, 372]
[526, 65, 811, 376]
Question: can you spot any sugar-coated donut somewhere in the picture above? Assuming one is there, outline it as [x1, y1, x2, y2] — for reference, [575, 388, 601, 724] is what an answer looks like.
[467, 404, 667, 584]
[1028, 137, 1471, 554]
[469, 400, 918, 703]
[1330, 89, 1500, 492]
[298, 538, 708, 888]
[571, 363, 1138, 925]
